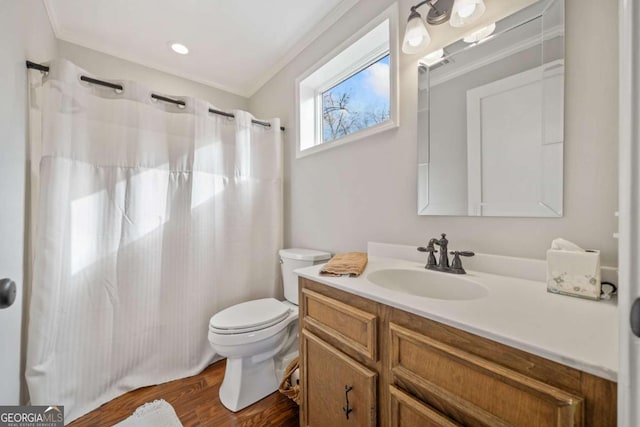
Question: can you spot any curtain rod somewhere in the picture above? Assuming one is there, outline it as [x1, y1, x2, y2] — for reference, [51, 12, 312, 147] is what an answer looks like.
[26, 61, 285, 131]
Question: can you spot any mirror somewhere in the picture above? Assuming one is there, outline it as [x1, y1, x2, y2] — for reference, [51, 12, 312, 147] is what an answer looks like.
[417, 0, 564, 217]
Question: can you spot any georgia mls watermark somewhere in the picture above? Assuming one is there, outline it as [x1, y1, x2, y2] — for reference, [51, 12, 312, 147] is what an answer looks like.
[0, 406, 63, 427]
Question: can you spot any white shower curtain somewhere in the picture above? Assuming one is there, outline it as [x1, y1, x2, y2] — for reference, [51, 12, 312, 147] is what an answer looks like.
[26, 59, 283, 423]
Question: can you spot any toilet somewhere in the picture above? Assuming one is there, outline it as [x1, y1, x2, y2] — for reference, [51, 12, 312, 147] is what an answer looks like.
[208, 248, 332, 412]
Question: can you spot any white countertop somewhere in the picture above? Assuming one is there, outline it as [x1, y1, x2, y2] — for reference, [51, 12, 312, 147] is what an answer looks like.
[295, 255, 618, 382]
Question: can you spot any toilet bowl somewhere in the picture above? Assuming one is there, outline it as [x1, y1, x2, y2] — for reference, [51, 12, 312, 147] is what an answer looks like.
[208, 248, 331, 412]
[208, 298, 299, 412]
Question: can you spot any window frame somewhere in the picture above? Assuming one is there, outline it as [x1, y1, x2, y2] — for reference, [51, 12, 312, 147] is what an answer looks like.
[296, 3, 399, 158]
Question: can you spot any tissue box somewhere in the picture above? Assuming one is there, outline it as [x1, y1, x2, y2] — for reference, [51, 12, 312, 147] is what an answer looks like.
[546, 249, 601, 300]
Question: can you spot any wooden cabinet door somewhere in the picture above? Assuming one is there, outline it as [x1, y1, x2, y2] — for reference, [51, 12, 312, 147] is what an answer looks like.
[301, 330, 377, 427]
[390, 385, 462, 427]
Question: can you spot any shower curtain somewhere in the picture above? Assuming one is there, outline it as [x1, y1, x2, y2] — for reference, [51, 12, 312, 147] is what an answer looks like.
[26, 59, 283, 422]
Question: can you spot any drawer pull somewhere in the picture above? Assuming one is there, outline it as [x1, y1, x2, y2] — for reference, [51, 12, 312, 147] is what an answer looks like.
[342, 385, 353, 420]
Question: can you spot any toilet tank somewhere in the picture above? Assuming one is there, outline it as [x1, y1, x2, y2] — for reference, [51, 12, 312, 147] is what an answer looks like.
[279, 248, 331, 305]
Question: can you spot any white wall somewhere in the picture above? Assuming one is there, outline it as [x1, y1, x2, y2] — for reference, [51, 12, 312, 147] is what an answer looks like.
[249, 0, 619, 266]
[0, 0, 57, 403]
[57, 40, 249, 111]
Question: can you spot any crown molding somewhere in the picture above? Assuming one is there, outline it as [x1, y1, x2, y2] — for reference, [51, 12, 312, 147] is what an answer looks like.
[245, 0, 360, 97]
[43, 0, 61, 37]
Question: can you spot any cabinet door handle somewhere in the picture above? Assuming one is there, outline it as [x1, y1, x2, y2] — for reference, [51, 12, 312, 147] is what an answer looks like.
[342, 385, 353, 420]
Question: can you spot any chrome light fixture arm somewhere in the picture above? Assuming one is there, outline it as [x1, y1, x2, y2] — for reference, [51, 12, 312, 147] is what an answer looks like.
[409, 0, 454, 26]
[402, 0, 486, 54]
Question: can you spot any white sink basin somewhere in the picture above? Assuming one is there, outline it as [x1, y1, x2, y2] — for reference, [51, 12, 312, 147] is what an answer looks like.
[367, 268, 488, 300]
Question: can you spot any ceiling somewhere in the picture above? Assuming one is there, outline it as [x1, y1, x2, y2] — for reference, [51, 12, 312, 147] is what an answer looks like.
[44, 0, 357, 97]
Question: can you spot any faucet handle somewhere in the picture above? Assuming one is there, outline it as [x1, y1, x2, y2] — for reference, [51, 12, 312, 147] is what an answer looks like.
[448, 251, 474, 274]
[450, 251, 475, 257]
[419, 244, 438, 269]
[418, 238, 439, 253]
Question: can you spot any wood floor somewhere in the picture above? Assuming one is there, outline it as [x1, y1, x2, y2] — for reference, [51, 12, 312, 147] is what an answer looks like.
[69, 360, 299, 427]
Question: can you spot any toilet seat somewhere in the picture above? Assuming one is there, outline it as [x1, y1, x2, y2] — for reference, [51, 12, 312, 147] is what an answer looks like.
[209, 298, 292, 335]
[209, 305, 298, 347]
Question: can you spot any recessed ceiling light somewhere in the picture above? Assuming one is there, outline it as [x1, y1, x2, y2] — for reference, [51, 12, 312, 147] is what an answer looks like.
[170, 43, 189, 55]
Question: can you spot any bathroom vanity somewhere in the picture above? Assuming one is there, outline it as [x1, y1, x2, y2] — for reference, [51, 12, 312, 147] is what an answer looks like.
[295, 249, 617, 427]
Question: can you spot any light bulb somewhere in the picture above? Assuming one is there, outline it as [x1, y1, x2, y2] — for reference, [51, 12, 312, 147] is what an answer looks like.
[408, 32, 424, 47]
[402, 14, 431, 54]
[457, 4, 476, 18]
[450, 0, 485, 27]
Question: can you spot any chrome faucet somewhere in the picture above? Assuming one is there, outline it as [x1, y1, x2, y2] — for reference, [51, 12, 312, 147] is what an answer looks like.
[418, 233, 475, 274]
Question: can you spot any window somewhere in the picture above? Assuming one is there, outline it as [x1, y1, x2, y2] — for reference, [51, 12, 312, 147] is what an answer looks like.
[296, 5, 398, 158]
[322, 54, 391, 143]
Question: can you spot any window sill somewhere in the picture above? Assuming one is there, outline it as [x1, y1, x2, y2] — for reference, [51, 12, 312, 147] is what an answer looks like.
[296, 119, 398, 159]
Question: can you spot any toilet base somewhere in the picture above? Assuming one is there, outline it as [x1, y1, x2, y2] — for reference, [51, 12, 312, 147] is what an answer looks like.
[219, 356, 279, 412]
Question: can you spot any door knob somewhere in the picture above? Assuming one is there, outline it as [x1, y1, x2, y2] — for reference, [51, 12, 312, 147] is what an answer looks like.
[631, 298, 640, 337]
[0, 278, 17, 309]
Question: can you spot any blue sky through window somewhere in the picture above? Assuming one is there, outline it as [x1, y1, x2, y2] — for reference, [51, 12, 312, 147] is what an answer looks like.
[322, 54, 390, 143]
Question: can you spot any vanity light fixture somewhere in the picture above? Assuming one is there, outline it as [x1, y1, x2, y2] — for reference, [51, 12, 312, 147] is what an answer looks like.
[450, 0, 486, 27]
[401, 0, 486, 54]
[170, 42, 189, 55]
[463, 22, 496, 43]
[402, 10, 432, 54]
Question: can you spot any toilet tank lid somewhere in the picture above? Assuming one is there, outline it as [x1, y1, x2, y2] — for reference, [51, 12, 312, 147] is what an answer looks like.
[279, 248, 332, 261]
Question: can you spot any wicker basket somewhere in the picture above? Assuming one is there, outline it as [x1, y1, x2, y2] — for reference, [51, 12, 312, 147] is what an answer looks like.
[278, 357, 301, 405]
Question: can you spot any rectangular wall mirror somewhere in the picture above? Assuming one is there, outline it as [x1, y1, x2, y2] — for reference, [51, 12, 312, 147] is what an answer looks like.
[417, 0, 564, 217]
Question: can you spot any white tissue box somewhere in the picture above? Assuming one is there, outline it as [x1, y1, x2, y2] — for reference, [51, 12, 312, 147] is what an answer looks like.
[546, 249, 601, 300]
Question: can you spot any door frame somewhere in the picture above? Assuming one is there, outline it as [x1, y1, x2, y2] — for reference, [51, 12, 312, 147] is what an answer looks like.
[618, 0, 639, 425]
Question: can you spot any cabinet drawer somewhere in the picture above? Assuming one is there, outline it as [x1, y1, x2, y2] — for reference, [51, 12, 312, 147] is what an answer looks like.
[390, 385, 461, 427]
[301, 288, 377, 360]
[301, 330, 377, 427]
[389, 322, 584, 427]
